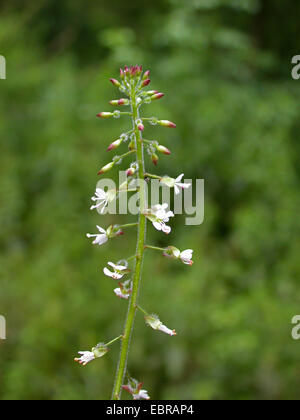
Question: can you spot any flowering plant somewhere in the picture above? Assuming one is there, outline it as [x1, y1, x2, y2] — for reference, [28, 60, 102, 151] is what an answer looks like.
[74, 65, 194, 400]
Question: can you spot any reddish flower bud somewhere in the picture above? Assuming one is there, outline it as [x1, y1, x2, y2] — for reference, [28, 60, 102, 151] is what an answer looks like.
[151, 153, 159, 166]
[151, 92, 164, 101]
[146, 90, 159, 95]
[107, 139, 122, 151]
[109, 99, 129, 106]
[157, 145, 171, 155]
[120, 68, 125, 79]
[110, 78, 121, 88]
[158, 120, 176, 128]
[126, 167, 136, 176]
[143, 70, 150, 80]
[97, 112, 114, 118]
[142, 79, 151, 87]
[137, 123, 144, 131]
[97, 161, 114, 175]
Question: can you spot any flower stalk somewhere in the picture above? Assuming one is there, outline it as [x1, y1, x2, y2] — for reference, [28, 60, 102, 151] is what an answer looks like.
[112, 78, 147, 400]
[76, 65, 194, 401]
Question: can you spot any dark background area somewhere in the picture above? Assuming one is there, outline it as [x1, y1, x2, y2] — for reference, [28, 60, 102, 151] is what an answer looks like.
[0, 0, 300, 400]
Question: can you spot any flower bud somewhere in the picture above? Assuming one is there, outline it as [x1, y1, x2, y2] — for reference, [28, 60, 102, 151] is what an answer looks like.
[156, 145, 171, 155]
[110, 78, 121, 88]
[109, 99, 129, 106]
[126, 167, 136, 177]
[137, 122, 144, 131]
[151, 153, 159, 166]
[143, 70, 150, 80]
[151, 92, 164, 101]
[145, 90, 158, 95]
[107, 139, 122, 151]
[97, 161, 114, 175]
[120, 68, 125, 79]
[158, 120, 176, 128]
[97, 112, 114, 119]
[141, 79, 151, 87]
[128, 139, 135, 150]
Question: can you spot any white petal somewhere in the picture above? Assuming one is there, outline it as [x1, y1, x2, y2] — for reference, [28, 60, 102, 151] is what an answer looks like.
[162, 224, 171, 234]
[175, 173, 184, 183]
[114, 288, 130, 299]
[153, 221, 162, 231]
[94, 234, 108, 245]
[159, 324, 177, 336]
[96, 225, 106, 234]
[103, 267, 114, 278]
[108, 262, 117, 269]
[176, 182, 191, 190]
[180, 249, 193, 259]
[95, 188, 107, 198]
[174, 185, 180, 195]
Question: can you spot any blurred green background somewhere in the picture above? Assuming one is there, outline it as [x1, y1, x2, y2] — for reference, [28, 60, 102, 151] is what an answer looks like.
[1, 0, 300, 400]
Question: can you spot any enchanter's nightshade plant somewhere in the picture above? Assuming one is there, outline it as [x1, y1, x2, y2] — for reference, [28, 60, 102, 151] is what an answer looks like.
[74, 65, 194, 400]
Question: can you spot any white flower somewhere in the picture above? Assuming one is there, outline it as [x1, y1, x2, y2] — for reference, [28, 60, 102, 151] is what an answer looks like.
[74, 351, 95, 366]
[133, 389, 150, 400]
[114, 279, 132, 299]
[163, 246, 194, 265]
[122, 380, 150, 400]
[86, 225, 108, 245]
[145, 203, 174, 234]
[114, 287, 131, 299]
[160, 173, 191, 195]
[103, 262, 129, 280]
[90, 188, 116, 213]
[74, 343, 108, 366]
[145, 314, 177, 336]
[90, 188, 108, 212]
[179, 249, 194, 265]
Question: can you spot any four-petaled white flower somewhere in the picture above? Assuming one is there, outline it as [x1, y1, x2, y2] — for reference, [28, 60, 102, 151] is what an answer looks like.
[86, 225, 108, 246]
[163, 246, 194, 265]
[122, 379, 150, 400]
[103, 262, 128, 280]
[145, 314, 177, 336]
[160, 173, 191, 195]
[74, 343, 109, 366]
[144, 203, 174, 234]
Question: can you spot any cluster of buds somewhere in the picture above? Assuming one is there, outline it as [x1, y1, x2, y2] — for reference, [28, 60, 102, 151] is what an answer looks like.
[76, 66, 195, 400]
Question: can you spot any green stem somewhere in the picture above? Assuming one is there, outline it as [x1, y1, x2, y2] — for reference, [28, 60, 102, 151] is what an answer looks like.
[112, 82, 147, 400]
[144, 173, 162, 180]
[105, 335, 123, 347]
[119, 223, 138, 229]
[145, 245, 166, 252]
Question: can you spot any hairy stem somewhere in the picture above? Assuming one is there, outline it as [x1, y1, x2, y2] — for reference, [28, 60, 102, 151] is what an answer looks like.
[112, 83, 147, 400]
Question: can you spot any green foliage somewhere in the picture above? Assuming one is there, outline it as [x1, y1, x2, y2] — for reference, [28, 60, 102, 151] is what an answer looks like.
[1, 0, 300, 400]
